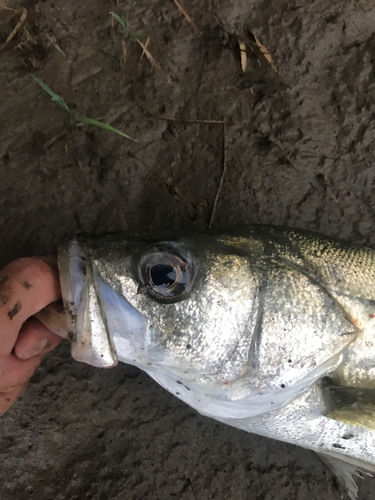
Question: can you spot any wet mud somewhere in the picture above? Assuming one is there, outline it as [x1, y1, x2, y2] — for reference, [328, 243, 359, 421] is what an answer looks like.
[1, 0, 375, 498]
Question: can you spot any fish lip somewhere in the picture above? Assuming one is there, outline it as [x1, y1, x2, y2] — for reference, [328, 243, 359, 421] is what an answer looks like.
[58, 237, 118, 368]
[57, 237, 79, 338]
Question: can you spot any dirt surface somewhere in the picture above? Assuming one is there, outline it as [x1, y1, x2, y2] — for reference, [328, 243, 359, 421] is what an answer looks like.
[1, 0, 375, 498]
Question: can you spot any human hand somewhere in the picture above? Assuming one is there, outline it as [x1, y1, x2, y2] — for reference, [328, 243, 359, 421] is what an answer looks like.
[0, 257, 62, 415]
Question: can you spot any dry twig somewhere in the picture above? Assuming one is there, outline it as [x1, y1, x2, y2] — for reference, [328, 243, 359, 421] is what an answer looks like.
[43, 129, 68, 149]
[239, 41, 247, 72]
[253, 33, 278, 73]
[138, 35, 150, 66]
[136, 37, 162, 72]
[121, 39, 128, 65]
[209, 122, 227, 228]
[1, 7, 27, 50]
[171, 0, 197, 31]
[142, 108, 252, 126]
[267, 135, 300, 171]
[45, 33, 67, 58]
[156, 115, 228, 125]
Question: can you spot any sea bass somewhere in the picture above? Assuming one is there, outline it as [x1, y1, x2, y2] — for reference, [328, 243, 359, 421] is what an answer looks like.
[38, 225, 375, 499]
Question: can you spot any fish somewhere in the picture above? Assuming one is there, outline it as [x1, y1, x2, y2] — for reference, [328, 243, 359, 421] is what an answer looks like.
[37, 224, 375, 499]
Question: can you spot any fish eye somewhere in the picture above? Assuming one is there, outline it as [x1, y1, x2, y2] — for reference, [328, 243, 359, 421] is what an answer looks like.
[139, 244, 195, 302]
[150, 264, 177, 288]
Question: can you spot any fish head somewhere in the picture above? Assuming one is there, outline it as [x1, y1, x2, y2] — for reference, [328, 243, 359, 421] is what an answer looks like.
[60, 233, 260, 385]
[58, 230, 357, 420]
[57, 232, 275, 418]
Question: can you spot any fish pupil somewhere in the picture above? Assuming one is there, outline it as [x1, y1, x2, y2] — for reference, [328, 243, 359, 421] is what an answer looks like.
[150, 264, 176, 288]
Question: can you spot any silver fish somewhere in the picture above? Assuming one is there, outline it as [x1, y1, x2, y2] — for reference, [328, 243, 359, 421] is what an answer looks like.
[38, 225, 375, 499]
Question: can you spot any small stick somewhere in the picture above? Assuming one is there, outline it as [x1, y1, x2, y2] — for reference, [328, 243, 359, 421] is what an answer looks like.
[144, 111, 251, 126]
[239, 41, 247, 72]
[121, 39, 128, 65]
[156, 115, 227, 125]
[267, 135, 300, 172]
[252, 33, 278, 73]
[140, 106, 253, 126]
[136, 38, 162, 72]
[43, 129, 68, 149]
[138, 35, 150, 66]
[45, 33, 67, 58]
[209, 122, 227, 228]
[171, 0, 198, 31]
[1, 7, 27, 50]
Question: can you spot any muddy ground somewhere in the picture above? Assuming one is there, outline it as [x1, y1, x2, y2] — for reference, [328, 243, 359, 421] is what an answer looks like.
[1, 0, 375, 498]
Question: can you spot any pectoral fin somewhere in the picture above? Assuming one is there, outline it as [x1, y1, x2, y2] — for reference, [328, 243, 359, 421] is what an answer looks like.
[322, 377, 375, 430]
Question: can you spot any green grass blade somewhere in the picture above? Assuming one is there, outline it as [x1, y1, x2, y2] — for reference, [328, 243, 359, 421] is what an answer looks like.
[32, 76, 70, 112]
[33, 75, 135, 140]
[110, 10, 147, 41]
[109, 11, 128, 30]
[128, 32, 148, 43]
[75, 116, 136, 141]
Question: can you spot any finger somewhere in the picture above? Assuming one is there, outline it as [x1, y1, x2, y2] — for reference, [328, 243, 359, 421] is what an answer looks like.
[0, 381, 28, 415]
[0, 257, 61, 355]
[0, 352, 42, 391]
[13, 317, 62, 361]
[34, 302, 69, 339]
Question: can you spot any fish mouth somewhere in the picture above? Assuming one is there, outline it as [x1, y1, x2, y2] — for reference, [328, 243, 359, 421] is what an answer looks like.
[58, 237, 147, 369]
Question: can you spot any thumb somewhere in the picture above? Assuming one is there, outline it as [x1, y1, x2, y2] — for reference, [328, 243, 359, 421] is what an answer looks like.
[13, 318, 62, 361]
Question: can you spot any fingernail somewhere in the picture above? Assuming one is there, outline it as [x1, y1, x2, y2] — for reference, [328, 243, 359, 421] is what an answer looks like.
[19, 339, 49, 360]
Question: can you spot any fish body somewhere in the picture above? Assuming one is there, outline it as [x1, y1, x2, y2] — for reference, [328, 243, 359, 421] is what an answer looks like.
[41, 225, 375, 498]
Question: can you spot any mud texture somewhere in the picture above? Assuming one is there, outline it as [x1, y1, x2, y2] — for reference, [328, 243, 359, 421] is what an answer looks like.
[1, 0, 375, 499]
